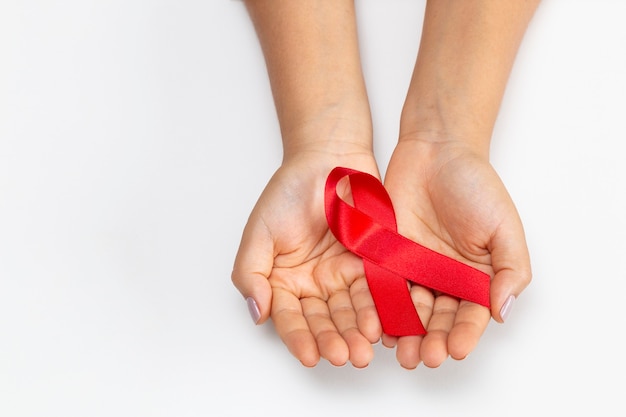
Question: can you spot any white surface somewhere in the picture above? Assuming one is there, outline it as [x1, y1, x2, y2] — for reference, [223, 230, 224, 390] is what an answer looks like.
[1, 1, 625, 416]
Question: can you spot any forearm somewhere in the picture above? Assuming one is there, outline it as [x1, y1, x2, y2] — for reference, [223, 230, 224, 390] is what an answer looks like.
[244, 0, 372, 158]
[400, 0, 541, 156]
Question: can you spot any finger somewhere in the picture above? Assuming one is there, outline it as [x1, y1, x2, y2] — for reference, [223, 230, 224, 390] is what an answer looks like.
[394, 336, 422, 370]
[420, 295, 459, 368]
[231, 217, 274, 324]
[318, 248, 382, 343]
[272, 288, 320, 367]
[394, 284, 434, 369]
[489, 218, 532, 323]
[447, 300, 491, 360]
[301, 296, 350, 367]
[328, 288, 374, 368]
[349, 275, 382, 344]
[381, 333, 398, 348]
[491, 267, 531, 323]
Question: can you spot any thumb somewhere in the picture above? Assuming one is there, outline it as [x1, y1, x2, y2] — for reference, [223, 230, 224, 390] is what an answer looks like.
[488, 219, 532, 323]
[231, 219, 274, 325]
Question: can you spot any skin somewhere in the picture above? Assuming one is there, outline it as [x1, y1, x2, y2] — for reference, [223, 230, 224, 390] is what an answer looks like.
[232, 0, 381, 368]
[232, 0, 540, 368]
[384, 0, 539, 368]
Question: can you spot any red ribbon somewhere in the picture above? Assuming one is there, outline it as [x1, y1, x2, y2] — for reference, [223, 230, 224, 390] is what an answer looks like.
[324, 167, 490, 336]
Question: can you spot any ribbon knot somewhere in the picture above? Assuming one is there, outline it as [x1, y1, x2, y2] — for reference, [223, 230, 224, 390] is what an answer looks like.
[324, 167, 490, 336]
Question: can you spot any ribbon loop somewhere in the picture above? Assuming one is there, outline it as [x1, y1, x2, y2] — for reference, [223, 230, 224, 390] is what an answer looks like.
[324, 167, 490, 336]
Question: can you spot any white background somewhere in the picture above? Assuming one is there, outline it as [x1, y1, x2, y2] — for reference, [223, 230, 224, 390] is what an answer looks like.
[1, 1, 625, 416]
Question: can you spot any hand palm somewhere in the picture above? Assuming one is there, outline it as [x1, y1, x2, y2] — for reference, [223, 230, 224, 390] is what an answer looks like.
[383, 141, 529, 368]
[233, 156, 381, 367]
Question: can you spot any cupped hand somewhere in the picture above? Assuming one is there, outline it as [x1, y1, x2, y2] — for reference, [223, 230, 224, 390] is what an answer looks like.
[232, 149, 382, 368]
[382, 138, 531, 369]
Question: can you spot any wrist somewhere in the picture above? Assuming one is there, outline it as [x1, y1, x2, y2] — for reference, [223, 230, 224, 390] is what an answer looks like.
[398, 102, 492, 160]
[279, 121, 378, 186]
[281, 107, 374, 162]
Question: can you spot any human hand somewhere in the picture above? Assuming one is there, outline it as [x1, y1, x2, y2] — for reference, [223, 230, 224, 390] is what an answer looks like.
[382, 138, 531, 369]
[231, 148, 382, 368]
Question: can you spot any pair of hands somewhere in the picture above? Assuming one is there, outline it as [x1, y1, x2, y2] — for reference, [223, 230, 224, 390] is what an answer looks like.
[231, 137, 530, 369]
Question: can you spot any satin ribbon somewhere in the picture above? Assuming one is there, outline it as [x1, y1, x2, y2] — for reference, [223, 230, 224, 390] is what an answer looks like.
[324, 167, 490, 336]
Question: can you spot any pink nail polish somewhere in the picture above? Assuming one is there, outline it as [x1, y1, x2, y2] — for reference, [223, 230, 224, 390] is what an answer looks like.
[246, 297, 261, 324]
[499, 295, 516, 322]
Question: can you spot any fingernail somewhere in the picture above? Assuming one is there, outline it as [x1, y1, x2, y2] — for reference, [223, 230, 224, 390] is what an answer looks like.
[499, 295, 516, 322]
[246, 297, 261, 324]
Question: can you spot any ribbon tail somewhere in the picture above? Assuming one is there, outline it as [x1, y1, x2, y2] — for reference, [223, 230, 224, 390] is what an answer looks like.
[364, 261, 426, 336]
